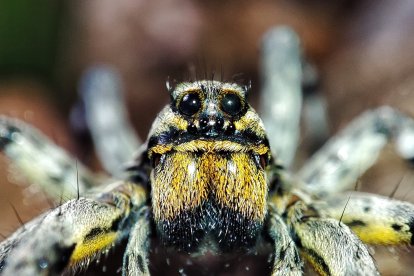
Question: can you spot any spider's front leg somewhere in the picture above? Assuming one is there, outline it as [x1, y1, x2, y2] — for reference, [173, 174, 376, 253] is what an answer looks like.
[266, 206, 302, 276]
[0, 181, 149, 275]
[268, 195, 379, 276]
[122, 206, 151, 276]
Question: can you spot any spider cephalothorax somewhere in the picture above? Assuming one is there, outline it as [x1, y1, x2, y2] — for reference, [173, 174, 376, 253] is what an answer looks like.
[146, 80, 272, 252]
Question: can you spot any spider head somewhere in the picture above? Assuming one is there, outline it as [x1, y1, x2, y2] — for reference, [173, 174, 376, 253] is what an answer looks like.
[169, 80, 250, 138]
[146, 80, 271, 253]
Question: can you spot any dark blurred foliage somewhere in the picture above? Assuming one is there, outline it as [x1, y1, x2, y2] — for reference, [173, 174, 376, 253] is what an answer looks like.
[0, 0, 64, 84]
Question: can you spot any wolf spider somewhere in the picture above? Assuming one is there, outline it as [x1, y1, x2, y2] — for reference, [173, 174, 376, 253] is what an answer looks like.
[1, 27, 414, 276]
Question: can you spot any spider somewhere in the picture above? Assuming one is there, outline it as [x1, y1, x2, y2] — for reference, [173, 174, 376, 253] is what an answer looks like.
[1, 26, 414, 276]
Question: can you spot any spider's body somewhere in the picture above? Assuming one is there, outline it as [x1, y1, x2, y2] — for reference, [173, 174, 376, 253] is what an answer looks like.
[1, 27, 414, 276]
[147, 81, 270, 253]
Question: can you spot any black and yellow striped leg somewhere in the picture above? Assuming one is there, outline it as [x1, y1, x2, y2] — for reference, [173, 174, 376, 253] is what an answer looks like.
[0, 181, 148, 275]
[287, 201, 379, 276]
[314, 192, 414, 246]
[267, 206, 303, 276]
[122, 207, 151, 276]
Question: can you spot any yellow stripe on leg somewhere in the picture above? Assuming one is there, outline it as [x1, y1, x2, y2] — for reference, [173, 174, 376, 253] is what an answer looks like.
[70, 232, 118, 264]
[315, 192, 414, 246]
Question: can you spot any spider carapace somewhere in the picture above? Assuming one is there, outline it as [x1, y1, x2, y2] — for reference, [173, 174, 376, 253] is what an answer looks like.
[145, 80, 272, 253]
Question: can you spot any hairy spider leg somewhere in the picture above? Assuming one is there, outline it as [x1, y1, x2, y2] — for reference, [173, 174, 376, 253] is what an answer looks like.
[259, 27, 303, 168]
[80, 66, 142, 178]
[313, 191, 414, 246]
[122, 206, 151, 276]
[299, 106, 414, 196]
[285, 200, 379, 276]
[0, 181, 148, 275]
[267, 178, 381, 275]
[0, 116, 99, 200]
[266, 205, 303, 276]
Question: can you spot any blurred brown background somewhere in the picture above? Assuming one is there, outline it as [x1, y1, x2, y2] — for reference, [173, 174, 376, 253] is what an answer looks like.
[0, 0, 414, 275]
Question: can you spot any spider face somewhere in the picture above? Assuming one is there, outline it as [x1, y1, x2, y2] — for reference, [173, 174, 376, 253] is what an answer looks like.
[146, 80, 271, 252]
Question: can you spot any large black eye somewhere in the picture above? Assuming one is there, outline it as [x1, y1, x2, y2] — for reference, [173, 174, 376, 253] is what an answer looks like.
[221, 93, 242, 116]
[179, 93, 202, 116]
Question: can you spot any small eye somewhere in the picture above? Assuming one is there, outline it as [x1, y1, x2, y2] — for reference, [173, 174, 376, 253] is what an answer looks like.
[179, 93, 202, 116]
[221, 93, 242, 116]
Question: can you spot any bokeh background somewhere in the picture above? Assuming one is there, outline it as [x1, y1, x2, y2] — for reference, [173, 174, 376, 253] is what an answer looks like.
[1, 0, 414, 275]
